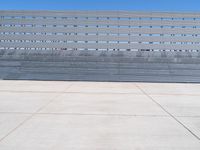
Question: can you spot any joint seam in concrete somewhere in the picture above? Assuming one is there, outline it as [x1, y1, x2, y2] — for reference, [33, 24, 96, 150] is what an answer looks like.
[135, 83, 200, 141]
[0, 83, 73, 143]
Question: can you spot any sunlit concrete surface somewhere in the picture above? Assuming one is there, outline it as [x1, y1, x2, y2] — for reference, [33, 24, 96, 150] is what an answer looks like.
[0, 80, 200, 149]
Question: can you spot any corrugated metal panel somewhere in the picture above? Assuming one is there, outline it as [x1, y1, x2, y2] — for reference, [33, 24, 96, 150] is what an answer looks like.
[1, 10, 200, 51]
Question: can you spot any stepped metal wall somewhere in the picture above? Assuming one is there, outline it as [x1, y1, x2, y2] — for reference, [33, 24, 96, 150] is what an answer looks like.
[0, 10, 200, 82]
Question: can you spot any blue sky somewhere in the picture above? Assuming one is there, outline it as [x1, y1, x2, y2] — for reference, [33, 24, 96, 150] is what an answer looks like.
[0, 0, 200, 11]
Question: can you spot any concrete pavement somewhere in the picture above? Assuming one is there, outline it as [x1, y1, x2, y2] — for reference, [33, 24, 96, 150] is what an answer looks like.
[0, 80, 200, 149]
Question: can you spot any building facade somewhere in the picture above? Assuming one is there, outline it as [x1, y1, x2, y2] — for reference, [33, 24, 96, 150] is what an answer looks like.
[1, 10, 200, 52]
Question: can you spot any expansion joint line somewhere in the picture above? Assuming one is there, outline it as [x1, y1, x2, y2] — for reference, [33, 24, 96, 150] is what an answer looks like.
[0, 83, 74, 143]
[135, 83, 200, 141]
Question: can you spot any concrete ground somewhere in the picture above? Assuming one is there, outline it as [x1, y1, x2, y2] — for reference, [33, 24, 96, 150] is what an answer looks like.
[0, 80, 200, 150]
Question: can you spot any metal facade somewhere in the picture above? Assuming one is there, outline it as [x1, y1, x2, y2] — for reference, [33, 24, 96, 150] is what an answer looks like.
[1, 10, 200, 51]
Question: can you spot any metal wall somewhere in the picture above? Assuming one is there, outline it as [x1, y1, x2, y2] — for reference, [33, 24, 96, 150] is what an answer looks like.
[1, 10, 200, 51]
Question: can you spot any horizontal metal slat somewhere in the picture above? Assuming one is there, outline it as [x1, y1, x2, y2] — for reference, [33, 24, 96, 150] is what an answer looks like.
[1, 34, 200, 43]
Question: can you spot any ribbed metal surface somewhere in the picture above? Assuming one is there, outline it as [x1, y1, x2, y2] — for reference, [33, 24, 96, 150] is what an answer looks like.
[0, 49, 199, 82]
